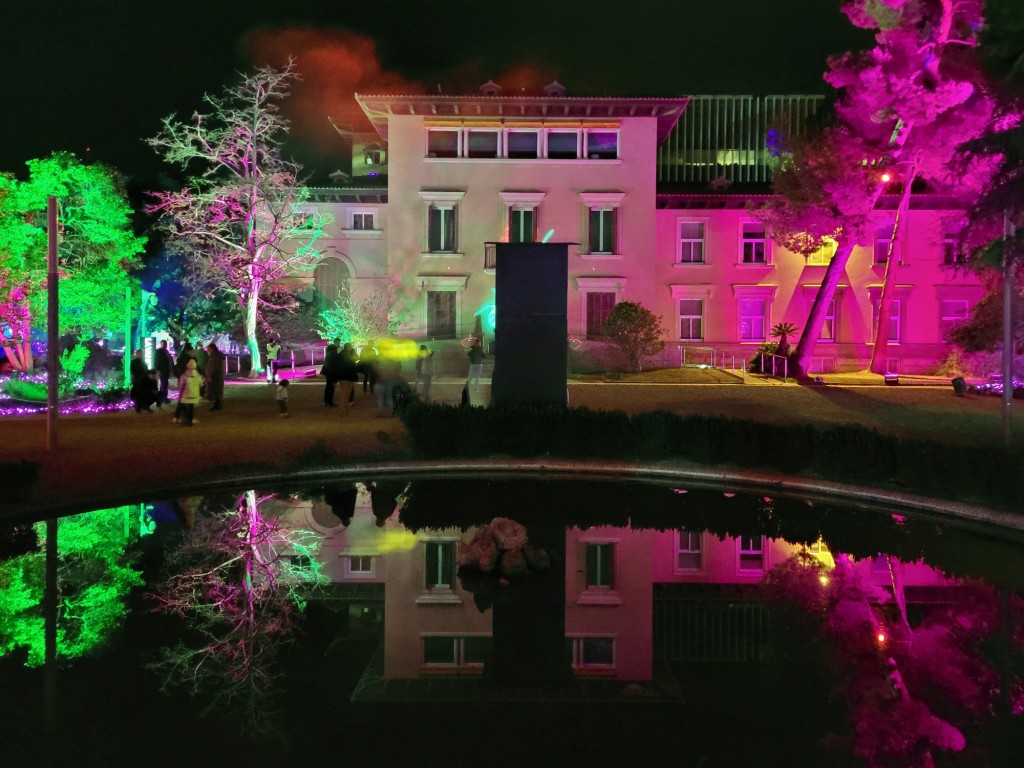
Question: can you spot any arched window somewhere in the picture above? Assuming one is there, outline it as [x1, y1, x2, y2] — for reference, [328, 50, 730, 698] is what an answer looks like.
[314, 257, 350, 308]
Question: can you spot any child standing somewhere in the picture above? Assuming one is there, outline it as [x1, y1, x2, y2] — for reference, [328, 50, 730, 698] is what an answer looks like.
[276, 378, 289, 416]
[177, 359, 203, 426]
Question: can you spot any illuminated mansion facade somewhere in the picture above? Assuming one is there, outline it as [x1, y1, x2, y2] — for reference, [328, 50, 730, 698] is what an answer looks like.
[302, 88, 983, 375]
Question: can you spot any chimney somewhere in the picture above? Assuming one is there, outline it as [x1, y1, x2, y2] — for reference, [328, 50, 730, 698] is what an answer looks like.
[543, 80, 566, 97]
[479, 79, 503, 96]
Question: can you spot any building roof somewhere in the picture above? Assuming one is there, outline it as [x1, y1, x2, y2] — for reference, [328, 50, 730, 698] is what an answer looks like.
[355, 93, 690, 144]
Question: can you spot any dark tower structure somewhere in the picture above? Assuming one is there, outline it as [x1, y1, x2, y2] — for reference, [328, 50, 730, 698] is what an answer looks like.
[489, 242, 569, 407]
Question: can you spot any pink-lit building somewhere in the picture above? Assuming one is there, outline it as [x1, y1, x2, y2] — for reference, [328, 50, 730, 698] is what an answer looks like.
[301, 86, 982, 375]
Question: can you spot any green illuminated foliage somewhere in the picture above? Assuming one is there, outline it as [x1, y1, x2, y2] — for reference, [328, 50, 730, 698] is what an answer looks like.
[602, 301, 665, 373]
[0, 153, 145, 371]
[0, 507, 144, 666]
[317, 278, 399, 344]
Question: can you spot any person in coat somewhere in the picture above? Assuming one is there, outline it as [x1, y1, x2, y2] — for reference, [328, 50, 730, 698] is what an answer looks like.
[322, 338, 342, 406]
[153, 340, 174, 406]
[337, 342, 359, 415]
[176, 359, 203, 426]
[204, 342, 225, 410]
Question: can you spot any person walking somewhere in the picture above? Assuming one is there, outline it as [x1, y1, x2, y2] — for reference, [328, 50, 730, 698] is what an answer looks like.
[337, 342, 359, 415]
[374, 354, 402, 418]
[322, 338, 341, 406]
[129, 349, 149, 412]
[154, 340, 174, 406]
[467, 338, 485, 386]
[204, 342, 225, 411]
[177, 359, 203, 426]
[416, 344, 434, 401]
[275, 378, 289, 417]
[266, 337, 282, 384]
[358, 343, 378, 394]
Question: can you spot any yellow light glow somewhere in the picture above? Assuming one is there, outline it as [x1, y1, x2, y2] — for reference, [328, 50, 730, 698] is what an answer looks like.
[376, 530, 418, 553]
[819, 574, 829, 586]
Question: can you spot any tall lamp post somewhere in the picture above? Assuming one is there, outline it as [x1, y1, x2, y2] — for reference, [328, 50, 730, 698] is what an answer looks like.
[1003, 212, 1015, 450]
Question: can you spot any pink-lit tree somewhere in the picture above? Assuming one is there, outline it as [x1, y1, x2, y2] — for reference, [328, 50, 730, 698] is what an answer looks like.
[828, 0, 997, 373]
[757, 126, 881, 378]
[148, 490, 324, 731]
[763, 0, 996, 377]
[147, 62, 327, 377]
[0, 154, 144, 371]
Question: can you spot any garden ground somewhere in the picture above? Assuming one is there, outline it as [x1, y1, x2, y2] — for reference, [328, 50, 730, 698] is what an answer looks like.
[0, 369, 1019, 519]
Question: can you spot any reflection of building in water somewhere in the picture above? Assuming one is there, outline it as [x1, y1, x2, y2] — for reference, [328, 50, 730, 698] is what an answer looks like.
[269, 493, 958, 692]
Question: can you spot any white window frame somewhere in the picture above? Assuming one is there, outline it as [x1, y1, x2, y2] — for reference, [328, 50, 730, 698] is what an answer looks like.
[465, 128, 500, 159]
[419, 190, 465, 257]
[819, 298, 837, 343]
[343, 554, 376, 578]
[426, 128, 461, 158]
[874, 224, 895, 265]
[807, 238, 837, 265]
[738, 298, 767, 342]
[499, 190, 545, 244]
[738, 535, 766, 573]
[568, 636, 616, 673]
[576, 277, 626, 340]
[675, 530, 704, 572]
[678, 298, 704, 342]
[419, 276, 468, 340]
[579, 192, 624, 258]
[942, 227, 966, 266]
[584, 129, 619, 160]
[505, 129, 540, 159]
[546, 128, 581, 159]
[421, 634, 490, 669]
[588, 207, 616, 254]
[677, 220, 707, 264]
[871, 297, 902, 343]
[940, 299, 969, 337]
[740, 221, 768, 265]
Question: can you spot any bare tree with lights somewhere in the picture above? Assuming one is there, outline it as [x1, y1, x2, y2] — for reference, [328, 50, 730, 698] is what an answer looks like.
[147, 61, 327, 377]
[147, 490, 324, 732]
[317, 277, 400, 344]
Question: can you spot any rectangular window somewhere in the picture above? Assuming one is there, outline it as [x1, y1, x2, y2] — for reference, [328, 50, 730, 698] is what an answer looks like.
[678, 221, 705, 264]
[547, 130, 579, 159]
[739, 298, 767, 342]
[507, 130, 539, 159]
[872, 298, 902, 343]
[427, 129, 459, 158]
[808, 239, 837, 265]
[676, 530, 703, 571]
[875, 225, 894, 265]
[586, 292, 616, 339]
[738, 536, 765, 572]
[424, 541, 456, 590]
[819, 299, 836, 343]
[808, 357, 836, 374]
[466, 130, 499, 158]
[678, 299, 704, 341]
[741, 222, 767, 264]
[585, 130, 618, 160]
[428, 205, 457, 253]
[426, 291, 456, 339]
[588, 208, 616, 254]
[568, 637, 616, 670]
[940, 299, 969, 337]
[422, 636, 490, 668]
[585, 542, 614, 588]
[509, 207, 536, 244]
[351, 212, 375, 231]
[942, 230, 965, 265]
[348, 555, 374, 574]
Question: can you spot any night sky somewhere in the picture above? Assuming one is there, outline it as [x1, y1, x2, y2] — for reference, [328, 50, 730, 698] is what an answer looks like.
[2, 0, 872, 181]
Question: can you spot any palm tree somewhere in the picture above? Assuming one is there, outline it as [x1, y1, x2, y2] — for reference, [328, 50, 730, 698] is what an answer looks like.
[771, 322, 799, 357]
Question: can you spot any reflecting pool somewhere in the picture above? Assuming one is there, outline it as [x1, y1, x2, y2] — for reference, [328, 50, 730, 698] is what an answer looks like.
[2, 478, 1023, 767]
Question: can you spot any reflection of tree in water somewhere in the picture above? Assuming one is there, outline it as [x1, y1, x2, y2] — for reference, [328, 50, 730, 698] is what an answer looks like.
[148, 490, 324, 733]
[0, 507, 144, 666]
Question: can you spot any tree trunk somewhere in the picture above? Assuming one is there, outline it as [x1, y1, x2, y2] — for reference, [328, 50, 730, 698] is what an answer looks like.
[791, 240, 856, 378]
[869, 170, 915, 374]
[244, 282, 262, 378]
[1, 340, 33, 372]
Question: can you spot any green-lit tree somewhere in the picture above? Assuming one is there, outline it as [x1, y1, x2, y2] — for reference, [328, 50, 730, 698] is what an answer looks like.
[0, 153, 145, 371]
[602, 301, 665, 373]
[317, 278, 399, 344]
[0, 507, 144, 666]
[147, 62, 328, 377]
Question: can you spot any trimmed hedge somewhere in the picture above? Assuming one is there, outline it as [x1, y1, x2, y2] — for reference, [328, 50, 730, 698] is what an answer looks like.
[398, 402, 1024, 510]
